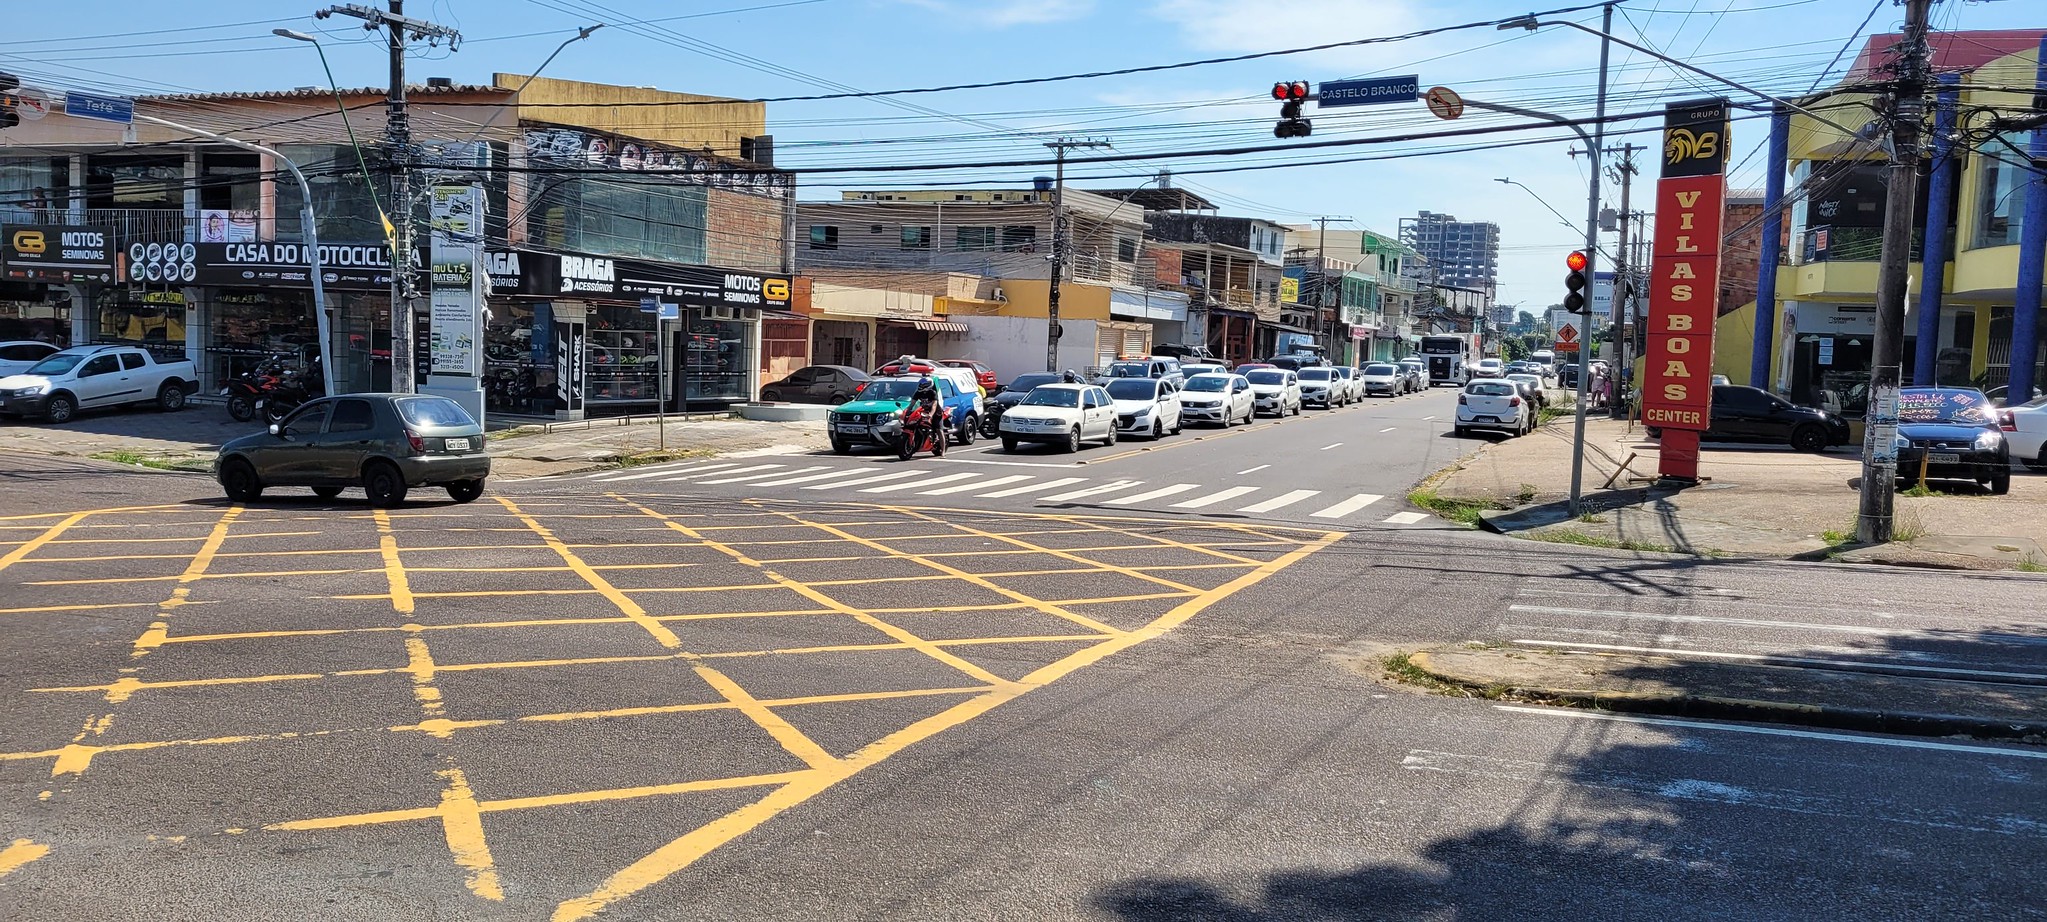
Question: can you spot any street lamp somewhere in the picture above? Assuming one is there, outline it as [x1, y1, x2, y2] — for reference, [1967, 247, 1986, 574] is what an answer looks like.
[273, 28, 393, 243]
[1494, 177, 1578, 232]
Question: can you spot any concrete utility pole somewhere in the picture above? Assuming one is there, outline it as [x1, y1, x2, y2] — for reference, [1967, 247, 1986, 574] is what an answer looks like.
[1857, 0, 1934, 545]
[319, 1, 461, 394]
[1313, 215, 1352, 359]
[1044, 138, 1108, 372]
[1605, 142, 1643, 419]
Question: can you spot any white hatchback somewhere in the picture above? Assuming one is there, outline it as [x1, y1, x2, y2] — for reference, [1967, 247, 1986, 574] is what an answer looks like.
[1455, 378, 1529, 437]
[1177, 373, 1255, 427]
[1106, 377, 1183, 438]
[999, 383, 1118, 452]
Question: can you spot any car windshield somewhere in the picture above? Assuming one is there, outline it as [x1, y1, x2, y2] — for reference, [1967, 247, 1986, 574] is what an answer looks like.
[1898, 388, 1993, 424]
[1184, 375, 1229, 392]
[1468, 383, 1516, 397]
[26, 353, 84, 375]
[1247, 370, 1287, 385]
[1364, 364, 1397, 375]
[1106, 363, 1151, 378]
[861, 379, 921, 400]
[1106, 379, 1159, 400]
[1182, 365, 1222, 376]
[1509, 375, 1540, 384]
[1299, 369, 1334, 381]
[1006, 373, 1061, 393]
[1021, 388, 1080, 407]
[395, 396, 474, 428]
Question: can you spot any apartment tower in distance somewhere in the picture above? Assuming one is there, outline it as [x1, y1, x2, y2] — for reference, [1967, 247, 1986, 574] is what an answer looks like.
[1399, 211, 1501, 299]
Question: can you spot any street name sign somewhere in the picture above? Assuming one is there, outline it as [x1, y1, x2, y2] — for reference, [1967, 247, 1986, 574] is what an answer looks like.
[63, 91, 133, 124]
[1317, 76, 1419, 108]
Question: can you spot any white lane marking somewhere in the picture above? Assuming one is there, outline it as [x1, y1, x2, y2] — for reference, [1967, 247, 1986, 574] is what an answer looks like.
[931, 457, 1079, 468]
[1493, 705, 2047, 760]
[594, 463, 738, 482]
[980, 477, 1084, 498]
[1379, 427, 1397, 433]
[658, 463, 784, 482]
[920, 474, 1030, 495]
[1239, 489, 1320, 514]
[1319, 443, 1343, 451]
[859, 472, 981, 494]
[1309, 493, 1383, 519]
[1040, 480, 1144, 502]
[1237, 465, 1270, 475]
[1104, 483, 1202, 506]
[747, 468, 882, 488]
[1382, 511, 1431, 525]
[693, 465, 829, 485]
[1510, 639, 2047, 683]
[1421, 415, 1437, 421]
[1504, 604, 1974, 639]
[1172, 486, 1259, 509]
[802, 470, 922, 490]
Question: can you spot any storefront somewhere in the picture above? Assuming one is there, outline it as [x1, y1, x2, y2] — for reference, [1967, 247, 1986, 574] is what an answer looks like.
[1207, 309, 1255, 366]
[1778, 302, 1876, 415]
[2, 223, 120, 351]
[485, 247, 792, 417]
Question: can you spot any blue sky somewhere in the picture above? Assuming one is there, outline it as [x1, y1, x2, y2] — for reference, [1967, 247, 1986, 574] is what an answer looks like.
[4, 0, 2041, 308]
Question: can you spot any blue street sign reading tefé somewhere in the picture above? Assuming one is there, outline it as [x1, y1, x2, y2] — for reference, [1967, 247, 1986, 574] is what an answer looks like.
[63, 91, 134, 124]
[1317, 76, 1420, 108]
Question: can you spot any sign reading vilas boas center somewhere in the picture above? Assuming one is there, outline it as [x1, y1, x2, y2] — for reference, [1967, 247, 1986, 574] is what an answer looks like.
[1641, 98, 1730, 481]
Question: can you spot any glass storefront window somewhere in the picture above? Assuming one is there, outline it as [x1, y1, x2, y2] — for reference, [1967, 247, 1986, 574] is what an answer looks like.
[1974, 135, 2028, 249]
[483, 302, 554, 414]
[205, 289, 315, 384]
[682, 311, 750, 403]
[95, 288, 187, 361]
[587, 304, 659, 402]
[0, 293, 71, 346]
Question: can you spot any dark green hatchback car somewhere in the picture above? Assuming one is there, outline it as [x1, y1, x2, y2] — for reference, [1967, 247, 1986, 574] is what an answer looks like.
[215, 393, 491, 507]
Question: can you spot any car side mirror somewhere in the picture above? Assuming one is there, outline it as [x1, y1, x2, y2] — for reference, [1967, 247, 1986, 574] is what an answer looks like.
[269, 423, 284, 438]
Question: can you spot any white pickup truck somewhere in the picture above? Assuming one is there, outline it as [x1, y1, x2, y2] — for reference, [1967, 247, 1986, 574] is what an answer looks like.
[0, 344, 200, 423]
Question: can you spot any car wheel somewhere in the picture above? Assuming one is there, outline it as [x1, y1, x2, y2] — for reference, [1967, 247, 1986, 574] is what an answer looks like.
[156, 383, 187, 412]
[2027, 446, 2047, 471]
[830, 436, 850, 455]
[362, 461, 409, 508]
[43, 393, 76, 424]
[1151, 419, 1163, 439]
[828, 392, 847, 404]
[312, 486, 344, 499]
[1064, 427, 1082, 453]
[1002, 436, 1019, 453]
[447, 479, 486, 503]
[956, 414, 976, 446]
[1103, 425, 1117, 447]
[1789, 425, 1827, 453]
[220, 458, 264, 503]
[1991, 470, 2012, 495]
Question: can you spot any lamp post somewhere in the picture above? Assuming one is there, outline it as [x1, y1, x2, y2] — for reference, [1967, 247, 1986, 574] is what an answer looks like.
[1495, 177, 1581, 232]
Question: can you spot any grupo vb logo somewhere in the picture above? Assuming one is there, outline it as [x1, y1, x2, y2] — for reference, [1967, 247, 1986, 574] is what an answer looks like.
[1663, 128, 1719, 167]
[10, 230, 46, 255]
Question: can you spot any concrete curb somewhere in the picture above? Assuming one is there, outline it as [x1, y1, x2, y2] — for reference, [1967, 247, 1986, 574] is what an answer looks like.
[1407, 650, 2047, 742]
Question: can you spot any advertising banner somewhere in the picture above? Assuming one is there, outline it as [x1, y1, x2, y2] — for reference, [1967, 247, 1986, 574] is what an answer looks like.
[429, 181, 484, 377]
[1641, 100, 1730, 446]
[482, 247, 793, 310]
[554, 317, 586, 413]
[1, 225, 116, 283]
[126, 241, 417, 290]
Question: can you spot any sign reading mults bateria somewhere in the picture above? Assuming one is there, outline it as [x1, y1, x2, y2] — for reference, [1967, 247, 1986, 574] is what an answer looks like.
[1640, 98, 1731, 480]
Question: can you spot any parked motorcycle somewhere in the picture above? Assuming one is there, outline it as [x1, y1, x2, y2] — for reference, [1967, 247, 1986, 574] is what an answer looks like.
[897, 403, 948, 460]
[260, 368, 320, 423]
[224, 362, 286, 422]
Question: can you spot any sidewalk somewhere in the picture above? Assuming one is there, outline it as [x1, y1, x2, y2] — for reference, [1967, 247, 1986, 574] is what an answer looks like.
[1405, 645, 2047, 741]
[1420, 410, 2047, 569]
[0, 406, 829, 480]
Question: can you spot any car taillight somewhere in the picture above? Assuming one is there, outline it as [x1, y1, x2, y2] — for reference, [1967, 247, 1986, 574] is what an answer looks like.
[1509, 397, 1522, 407]
[1458, 395, 1467, 405]
[406, 430, 426, 454]
[1999, 410, 2016, 432]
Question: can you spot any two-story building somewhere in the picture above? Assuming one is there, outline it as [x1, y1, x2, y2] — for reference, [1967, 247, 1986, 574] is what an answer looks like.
[1140, 208, 1292, 358]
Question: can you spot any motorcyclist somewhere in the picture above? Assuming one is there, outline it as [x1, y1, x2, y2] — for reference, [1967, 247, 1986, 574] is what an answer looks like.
[910, 375, 943, 425]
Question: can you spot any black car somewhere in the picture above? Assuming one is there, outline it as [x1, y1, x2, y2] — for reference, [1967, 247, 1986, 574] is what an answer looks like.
[760, 365, 870, 404]
[981, 371, 1064, 437]
[1894, 387, 2009, 493]
[1649, 385, 1851, 452]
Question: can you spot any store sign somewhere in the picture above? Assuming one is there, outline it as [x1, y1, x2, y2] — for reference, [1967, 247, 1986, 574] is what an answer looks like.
[521, 126, 794, 199]
[554, 317, 586, 412]
[2, 224, 116, 283]
[129, 241, 421, 290]
[484, 248, 793, 311]
[429, 182, 486, 377]
[1642, 99, 1730, 480]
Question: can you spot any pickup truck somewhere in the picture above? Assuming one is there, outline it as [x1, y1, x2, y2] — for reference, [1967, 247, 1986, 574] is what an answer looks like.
[0, 344, 200, 423]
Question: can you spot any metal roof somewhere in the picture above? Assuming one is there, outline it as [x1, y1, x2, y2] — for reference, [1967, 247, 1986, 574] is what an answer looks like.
[143, 84, 511, 102]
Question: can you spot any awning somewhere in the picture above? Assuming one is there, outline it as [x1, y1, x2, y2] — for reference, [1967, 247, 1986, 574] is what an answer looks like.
[1260, 321, 1313, 336]
[1110, 288, 1188, 322]
[1374, 329, 1403, 341]
[881, 318, 970, 334]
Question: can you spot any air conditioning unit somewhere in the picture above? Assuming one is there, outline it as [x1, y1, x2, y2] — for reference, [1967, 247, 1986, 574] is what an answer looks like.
[707, 306, 737, 321]
[991, 287, 1007, 303]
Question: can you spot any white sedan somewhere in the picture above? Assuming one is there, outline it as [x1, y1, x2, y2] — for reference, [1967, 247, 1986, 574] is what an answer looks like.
[1107, 377, 1182, 438]
[1245, 368, 1302, 417]
[999, 383, 1118, 453]
[2004, 396, 2047, 470]
[1178, 373, 1255, 427]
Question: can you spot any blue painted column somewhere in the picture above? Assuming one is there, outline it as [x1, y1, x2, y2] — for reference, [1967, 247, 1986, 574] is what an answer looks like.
[1750, 107, 1791, 389]
[1913, 75, 1961, 385]
[2007, 36, 2047, 401]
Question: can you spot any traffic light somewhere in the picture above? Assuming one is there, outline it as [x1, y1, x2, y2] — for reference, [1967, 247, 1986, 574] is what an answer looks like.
[0, 73, 19, 130]
[1563, 250, 1590, 312]
[1272, 81, 1311, 138]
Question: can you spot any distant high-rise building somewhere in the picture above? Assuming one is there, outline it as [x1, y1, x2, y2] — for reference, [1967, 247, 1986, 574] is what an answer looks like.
[1398, 211, 1500, 298]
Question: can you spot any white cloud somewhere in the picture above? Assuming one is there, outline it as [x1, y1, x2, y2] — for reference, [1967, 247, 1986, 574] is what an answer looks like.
[897, 0, 1096, 27]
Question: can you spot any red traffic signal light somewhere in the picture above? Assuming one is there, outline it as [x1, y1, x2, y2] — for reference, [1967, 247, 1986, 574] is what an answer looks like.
[1271, 82, 1290, 101]
[1565, 250, 1588, 272]
[1563, 251, 1591, 311]
[1272, 81, 1309, 100]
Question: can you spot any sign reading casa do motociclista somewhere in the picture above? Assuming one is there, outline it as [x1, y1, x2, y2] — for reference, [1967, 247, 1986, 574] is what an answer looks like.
[1640, 98, 1730, 482]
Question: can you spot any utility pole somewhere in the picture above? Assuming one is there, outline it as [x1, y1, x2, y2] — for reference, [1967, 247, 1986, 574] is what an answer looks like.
[1313, 216, 1353, 360]
[1605, 142, 1643, 418]
[1044, 138, 1108, 372]
[1857, 0, 1934, 544]
[319, 2, 461, 394]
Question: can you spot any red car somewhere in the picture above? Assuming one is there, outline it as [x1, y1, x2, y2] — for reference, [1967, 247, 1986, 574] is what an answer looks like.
[939, 359, 999, 392]
[873, 357, 939, 377]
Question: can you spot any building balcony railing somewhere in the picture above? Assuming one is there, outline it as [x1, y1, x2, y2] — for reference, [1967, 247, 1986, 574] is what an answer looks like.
[77, 208, 198, 244]
[1802, 224, 1933, 264]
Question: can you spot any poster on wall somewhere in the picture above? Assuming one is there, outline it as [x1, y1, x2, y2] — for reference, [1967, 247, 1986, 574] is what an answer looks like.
[428, 182, 484, 376]
[198, 209, 256, 243]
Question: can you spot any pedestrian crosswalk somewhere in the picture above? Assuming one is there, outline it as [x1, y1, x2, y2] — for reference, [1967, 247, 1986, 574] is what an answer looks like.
[579, 460, 1439, 525]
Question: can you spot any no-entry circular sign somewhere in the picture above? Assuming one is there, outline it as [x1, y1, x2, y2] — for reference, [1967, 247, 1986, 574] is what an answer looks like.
[1424, 86, 1464, 121]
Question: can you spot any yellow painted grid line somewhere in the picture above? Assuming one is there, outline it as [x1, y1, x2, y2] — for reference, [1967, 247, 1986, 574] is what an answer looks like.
[889, 507, 1207, 596]
[0, 511, 89, 572]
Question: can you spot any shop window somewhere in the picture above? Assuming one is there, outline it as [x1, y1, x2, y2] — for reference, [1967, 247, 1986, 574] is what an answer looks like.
[681, 309, 751, 403]
[587, 304, 659, 402]
[1, 157, 71, 224]
[808, 225, 840, 250]
[95, 289, 187, 359]
[1001, 226, 1038, 252]
[901, 226, 932, 249]
[203, 290, 314, 385]
[483, 302, 551, 414]
[0, 292, 72, 346]
[276, 144, 394, 244]
[86, 154, 182, 211]
[199, 151, 262, 212]
[955, 227, 997, 251]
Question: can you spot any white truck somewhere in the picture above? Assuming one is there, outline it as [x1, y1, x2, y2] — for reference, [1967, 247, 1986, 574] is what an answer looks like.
[0, 344, 200, 423]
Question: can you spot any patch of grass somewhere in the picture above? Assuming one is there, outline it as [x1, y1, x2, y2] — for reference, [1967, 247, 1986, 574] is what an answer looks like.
[486, 425, 545, 442]
[1578, 511, 1607, 523]
[1898, 482, 1939, 498]
[1537, 404, 1570, 426]
[1382, 652, 1469, 695]
[1530, 527, 1674, 554]
[1820, 527, 1854, 547]
[1406, 486, 1505, 526]
[2015, 553, 2046, 573]
[1515, 482, 1539, 504]
[614, 448, 717, 468]
[89, 450, 211, 473]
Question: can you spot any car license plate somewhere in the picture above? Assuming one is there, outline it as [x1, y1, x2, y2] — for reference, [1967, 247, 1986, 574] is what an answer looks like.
[835, 424, 867, 434]
[445, 437, 471, 451]
[1927, 452, 1960, 463]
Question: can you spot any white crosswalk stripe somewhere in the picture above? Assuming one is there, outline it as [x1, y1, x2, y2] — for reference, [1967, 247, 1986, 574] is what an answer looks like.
[1040, 481, 1143, 502]
[746, 467, 883, 488]
[1382, 511, 1431, 525]
[591, 462, 739, 482]
[860, 472, 981, 494]
[922, 474, 1031, 495]
[979, 477, 1084, 498]
[665, 463, 785, 483]
[1310, 493, 1383, 519]
[693, 465, 827, 485]
[1171, 486, 1258, 509]
[1239, 489, 1320, 513]
[804, 470, 922, 490]
[1104, 483, 1201, 506]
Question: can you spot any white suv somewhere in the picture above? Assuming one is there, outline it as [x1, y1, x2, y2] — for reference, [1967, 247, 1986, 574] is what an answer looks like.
[1455, 379, 1529, 437]
[999, 383, 1118, 452]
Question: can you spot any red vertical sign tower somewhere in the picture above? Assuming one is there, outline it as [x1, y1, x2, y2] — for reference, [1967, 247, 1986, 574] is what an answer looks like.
[1641, 99, 1731, 481]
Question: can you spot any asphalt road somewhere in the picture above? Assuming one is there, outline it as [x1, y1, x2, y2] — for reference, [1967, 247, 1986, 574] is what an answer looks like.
[2, 444, 2043, 922]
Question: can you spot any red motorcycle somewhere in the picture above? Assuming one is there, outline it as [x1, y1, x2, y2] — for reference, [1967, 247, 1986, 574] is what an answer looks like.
[897, 403, 948, 460]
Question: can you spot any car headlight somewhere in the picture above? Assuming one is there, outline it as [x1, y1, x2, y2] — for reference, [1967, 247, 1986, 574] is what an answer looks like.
[15, 384, 46, 396]
[1976, 430, 2003, 450]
